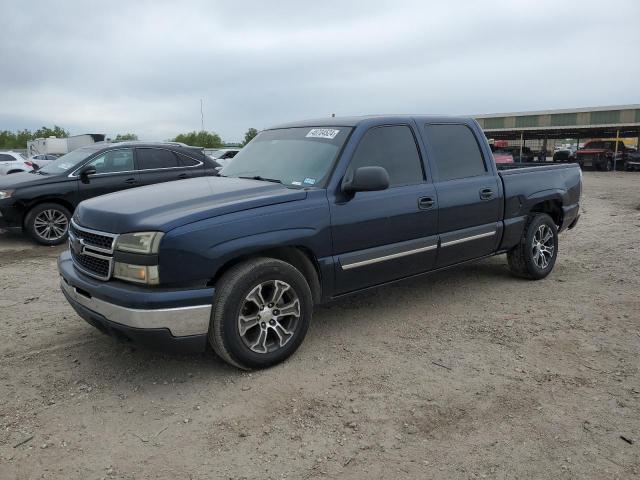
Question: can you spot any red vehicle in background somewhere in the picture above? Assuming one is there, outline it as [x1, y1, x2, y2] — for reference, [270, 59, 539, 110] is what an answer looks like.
[575, 140, 629, 171]
[490, 140, 514, 164]
[493, 150, 514, 164]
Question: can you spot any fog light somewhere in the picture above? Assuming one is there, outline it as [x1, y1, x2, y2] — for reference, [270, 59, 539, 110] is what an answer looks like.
[113, 262, 159, 285]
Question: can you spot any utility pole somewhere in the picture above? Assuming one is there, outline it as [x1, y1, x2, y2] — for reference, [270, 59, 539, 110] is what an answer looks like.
[200, 99, 204, 132]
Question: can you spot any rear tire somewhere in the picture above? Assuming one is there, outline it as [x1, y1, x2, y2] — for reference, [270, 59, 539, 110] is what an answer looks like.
[208, 258, 313, 370]
[25, 203, 71, 246]
[507, 213, 558, 280]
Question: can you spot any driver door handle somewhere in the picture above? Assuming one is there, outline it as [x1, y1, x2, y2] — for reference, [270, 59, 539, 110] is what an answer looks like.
[418, 196, 435, 210]
[479, 188, 494, 200]
[125, 178, 137, 185]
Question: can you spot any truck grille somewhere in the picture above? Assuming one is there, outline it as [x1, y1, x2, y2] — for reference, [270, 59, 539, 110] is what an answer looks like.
[69, 222, 115, 251]
[68, 221, 118, 281]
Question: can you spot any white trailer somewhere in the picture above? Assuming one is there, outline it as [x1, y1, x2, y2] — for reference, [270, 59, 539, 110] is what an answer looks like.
[27, 134, 105, 157]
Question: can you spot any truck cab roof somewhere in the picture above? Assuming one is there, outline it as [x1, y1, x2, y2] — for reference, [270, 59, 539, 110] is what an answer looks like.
[270, 115, 476, 129]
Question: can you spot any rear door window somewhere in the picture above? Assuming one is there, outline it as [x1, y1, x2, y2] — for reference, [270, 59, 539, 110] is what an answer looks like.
[423, 124, 487, 181]
[137, 148, 180, 170]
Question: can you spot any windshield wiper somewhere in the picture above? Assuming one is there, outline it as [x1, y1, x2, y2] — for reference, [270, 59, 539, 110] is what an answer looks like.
[238, 175, 282, 184]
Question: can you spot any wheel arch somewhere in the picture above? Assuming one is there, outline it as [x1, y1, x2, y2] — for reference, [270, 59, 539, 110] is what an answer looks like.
[523, 189, 564, 229]
[208, 245, 322, 304]
[23, 198, 75, 228]
[529, 199, 563, 229]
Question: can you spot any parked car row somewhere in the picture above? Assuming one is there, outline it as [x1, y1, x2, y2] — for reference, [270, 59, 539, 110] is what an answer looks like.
[551, 140, 639, 171]
[0, 151, 55, 175]
[0, 142, 220, 244]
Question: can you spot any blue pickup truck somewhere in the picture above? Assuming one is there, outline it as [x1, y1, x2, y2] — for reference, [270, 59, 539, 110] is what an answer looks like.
[58, 115, 581, 369]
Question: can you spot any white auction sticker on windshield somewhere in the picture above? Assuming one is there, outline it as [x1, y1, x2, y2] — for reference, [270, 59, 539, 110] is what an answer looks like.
[306, 128, 340, 139]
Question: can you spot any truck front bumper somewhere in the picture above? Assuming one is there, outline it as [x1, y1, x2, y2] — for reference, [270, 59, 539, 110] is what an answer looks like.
[58, 251, 213, 353]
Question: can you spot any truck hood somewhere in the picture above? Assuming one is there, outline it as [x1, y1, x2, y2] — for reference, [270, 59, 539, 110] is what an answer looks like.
[74, 176, 308, 233]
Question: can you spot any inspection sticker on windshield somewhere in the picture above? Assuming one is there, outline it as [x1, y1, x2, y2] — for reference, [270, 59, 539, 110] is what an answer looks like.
[306, 128, 340, 139]
[303, 178, 316, 185]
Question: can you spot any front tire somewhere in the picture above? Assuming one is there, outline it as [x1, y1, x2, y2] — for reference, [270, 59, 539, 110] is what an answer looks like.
[209, 258, 313, 370]
[25, 203, 71, 246]
[507, 213, 558, 280]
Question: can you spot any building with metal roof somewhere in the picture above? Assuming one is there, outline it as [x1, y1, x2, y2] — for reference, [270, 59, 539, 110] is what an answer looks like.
[474, 104, 640, 141]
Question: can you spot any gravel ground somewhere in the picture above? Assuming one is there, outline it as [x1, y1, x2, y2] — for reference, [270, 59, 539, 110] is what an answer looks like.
[0, 171, 639, 479]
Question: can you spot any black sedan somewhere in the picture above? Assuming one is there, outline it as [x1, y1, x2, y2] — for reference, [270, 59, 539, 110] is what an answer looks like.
[0, 142, 220, 245]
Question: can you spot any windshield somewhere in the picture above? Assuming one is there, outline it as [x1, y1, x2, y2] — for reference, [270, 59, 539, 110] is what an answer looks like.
[220, 127, 352, 187]
[38, 145, 104, 175]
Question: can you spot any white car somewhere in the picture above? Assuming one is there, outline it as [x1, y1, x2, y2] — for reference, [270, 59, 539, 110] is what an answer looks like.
[29, 154, 57, 169]
[0, 151, 38, 175]
[206, 148, 240, 167]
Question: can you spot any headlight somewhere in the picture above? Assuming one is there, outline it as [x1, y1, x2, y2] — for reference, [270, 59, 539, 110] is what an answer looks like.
[0, 190, 14, 200]
[113, 263, 160, 285]
[115, 231, 164, 254]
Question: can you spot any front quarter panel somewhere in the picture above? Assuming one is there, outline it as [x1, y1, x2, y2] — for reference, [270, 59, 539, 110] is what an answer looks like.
[157, 190, 331, 287]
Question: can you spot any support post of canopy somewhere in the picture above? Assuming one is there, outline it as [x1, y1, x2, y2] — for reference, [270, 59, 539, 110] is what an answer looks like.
[613, 129, 620, 171]
[519, 131, 524, 163]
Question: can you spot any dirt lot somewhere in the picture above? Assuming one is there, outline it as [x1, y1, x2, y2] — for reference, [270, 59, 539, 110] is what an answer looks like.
[0, 172, 638, 479]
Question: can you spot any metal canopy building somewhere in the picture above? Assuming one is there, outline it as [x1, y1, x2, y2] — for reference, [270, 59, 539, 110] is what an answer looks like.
[474, 104, 640, 141]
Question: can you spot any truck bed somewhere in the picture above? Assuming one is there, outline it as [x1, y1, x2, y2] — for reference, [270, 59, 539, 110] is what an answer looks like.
[496, 162, 579, 174]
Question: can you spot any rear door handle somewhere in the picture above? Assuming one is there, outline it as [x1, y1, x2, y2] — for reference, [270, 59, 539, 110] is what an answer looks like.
[177, 173, 188, 179]
[479, 188, 494, 200]
[418, 196, 435, 210]
[125, 178, 137, 185]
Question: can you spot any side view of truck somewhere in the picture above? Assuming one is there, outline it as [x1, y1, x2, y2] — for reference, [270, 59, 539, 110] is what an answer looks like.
[58, 115, 582, 370]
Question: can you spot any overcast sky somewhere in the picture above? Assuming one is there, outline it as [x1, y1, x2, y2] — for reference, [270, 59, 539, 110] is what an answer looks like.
[1, 0, 639, 142]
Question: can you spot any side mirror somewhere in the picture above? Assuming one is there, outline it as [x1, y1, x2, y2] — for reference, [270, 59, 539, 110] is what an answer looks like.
[79, 165, 97, 179]
[342, 166, 390, 194]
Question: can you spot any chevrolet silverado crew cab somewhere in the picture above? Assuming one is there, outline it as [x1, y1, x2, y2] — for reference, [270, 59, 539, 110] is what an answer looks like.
[58, 115, 582, 370]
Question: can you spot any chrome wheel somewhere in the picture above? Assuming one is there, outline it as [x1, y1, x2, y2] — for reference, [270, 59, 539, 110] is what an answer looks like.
[237, 280, 301, 354]
[33, 209, 68, 241]
[531, 224, 554, 269]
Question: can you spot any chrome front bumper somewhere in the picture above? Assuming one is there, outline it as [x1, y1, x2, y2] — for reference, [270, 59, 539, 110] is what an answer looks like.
[60, 277, 212, 337]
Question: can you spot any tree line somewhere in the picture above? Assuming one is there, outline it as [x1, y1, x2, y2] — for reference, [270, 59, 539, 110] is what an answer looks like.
[0, 126, 70, 149]
[0, 126, 259, 149]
